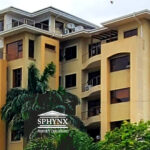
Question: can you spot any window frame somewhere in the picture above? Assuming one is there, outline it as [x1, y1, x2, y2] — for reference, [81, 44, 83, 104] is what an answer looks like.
[45, 43, 56, 51]
[11, 129, 21, 142]
[6, 40, 23, 61]
[0, 20, 4, 31]
[110, 54, 130, 72]
[124, 28, 138, 38]
[12, 19, 23, 27]
[65, 73, 77, 88]
[89, 42, 101, 58]
[55, 20, 64, 31]
[110, 88, 130, 104]
[29, 39, 34, 58]
[64, 45, 77, 61]
[13, 68, 22, 88]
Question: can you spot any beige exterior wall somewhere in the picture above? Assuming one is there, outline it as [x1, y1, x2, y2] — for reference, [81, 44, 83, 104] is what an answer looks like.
[0, 60, 7, 150]
[2, 10, 150, 149]
[61, 19, 150, 140]
[3, 32, 59, 150]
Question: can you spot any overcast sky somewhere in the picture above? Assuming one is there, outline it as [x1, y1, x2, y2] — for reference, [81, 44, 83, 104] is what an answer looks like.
[0, 0, 150, 26]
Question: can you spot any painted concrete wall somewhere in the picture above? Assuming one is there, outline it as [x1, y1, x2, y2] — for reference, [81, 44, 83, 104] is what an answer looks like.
[4, 32, 59, 150]
[0, 60, 7, 150]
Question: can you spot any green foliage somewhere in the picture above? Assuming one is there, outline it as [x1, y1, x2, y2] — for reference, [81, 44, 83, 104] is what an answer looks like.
[25, 128, 99, 150]
[99, 121, 150, 150]
[28, 62, 56, 93]
[1, 62, 84, 139]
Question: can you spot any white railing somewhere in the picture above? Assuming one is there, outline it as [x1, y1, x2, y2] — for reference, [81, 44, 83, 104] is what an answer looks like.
[82, 46, 101, 63]
[82, 75, 100, 92]
[6, 19, 49, 31]
[81, 106, 100, 120]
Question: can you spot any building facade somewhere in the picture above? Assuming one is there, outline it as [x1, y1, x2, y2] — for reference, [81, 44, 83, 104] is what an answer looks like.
[0, 7, 150, 150]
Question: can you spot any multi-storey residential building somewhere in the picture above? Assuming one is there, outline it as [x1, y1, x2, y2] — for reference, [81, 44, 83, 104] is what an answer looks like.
[1, 6, 150, 150]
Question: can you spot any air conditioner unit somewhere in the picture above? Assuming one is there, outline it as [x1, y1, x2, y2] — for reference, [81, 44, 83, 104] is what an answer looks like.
[64, 28, 70, 34]
[66, 23, 75, 29]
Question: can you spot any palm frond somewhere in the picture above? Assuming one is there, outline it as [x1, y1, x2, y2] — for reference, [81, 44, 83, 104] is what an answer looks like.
[28, 63, 40, 93]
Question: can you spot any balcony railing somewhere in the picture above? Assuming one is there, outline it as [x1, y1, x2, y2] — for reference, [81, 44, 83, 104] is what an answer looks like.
[82, 75, 100, 92]
[82, 106, 100, 120]
[82, 47, 101, 64]
[6, 19, 49, 31]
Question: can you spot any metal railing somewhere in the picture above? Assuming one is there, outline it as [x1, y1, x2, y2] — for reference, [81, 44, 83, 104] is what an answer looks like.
[82, 45, 101, 63]
[82, 75, 100, 92]
[6, 19, 49, 31]
[82, 106, 100, 120]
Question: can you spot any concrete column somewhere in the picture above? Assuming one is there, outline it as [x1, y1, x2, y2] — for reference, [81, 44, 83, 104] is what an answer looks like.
[101, 57, 110, 139]
[4, 14, 12, 30]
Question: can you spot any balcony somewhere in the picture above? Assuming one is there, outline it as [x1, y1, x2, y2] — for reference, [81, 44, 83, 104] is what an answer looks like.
[82, 75, 100, 98]
[82, 45, 101, 70]
[82, 106, 100, 119]
[6, 19, 49, 31]
[81, 106, 101, 126]
[82, 75, 100, 92]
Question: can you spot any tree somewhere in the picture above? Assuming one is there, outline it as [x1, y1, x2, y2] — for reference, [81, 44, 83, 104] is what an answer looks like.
[1, 62, 84, 139]
[25, 128, 99, 150]
[98, 121, 150, 150]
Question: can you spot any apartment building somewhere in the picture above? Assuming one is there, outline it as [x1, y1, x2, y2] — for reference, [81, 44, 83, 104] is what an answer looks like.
[0, 6, 150, 150]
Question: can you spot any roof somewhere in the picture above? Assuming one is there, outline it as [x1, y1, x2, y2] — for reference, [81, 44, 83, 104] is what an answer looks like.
[0, 6, 99, 28]
[102, 9, 150, 27]
[38, 111, 67, 117]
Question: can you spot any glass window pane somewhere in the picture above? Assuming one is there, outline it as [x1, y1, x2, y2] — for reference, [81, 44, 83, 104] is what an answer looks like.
[110, 55, 130, 72]
[65, 74, 76, 88]
[111, 88, 130, 104]
[7, 40, 23, 61]
[65, 46, 77, 60]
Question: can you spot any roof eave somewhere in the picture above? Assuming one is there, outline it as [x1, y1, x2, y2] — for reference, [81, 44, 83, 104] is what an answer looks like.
[102, 9, 150, 27]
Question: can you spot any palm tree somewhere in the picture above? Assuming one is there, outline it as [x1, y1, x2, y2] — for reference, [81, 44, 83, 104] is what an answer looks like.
[1, 62, 84, 140]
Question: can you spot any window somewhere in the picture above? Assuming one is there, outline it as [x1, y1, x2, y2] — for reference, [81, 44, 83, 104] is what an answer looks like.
[106, 37, 118, 43]
[110, 54, 130, 72]
[0, 20, 4, 31]
[11, 130, 21, 141]
[29, 40, 34, 58]
[110, 88, 130, 104]
[59, 76, 62, 86]
[89, 42, 101, 57]
[87, 127, 100, 142]
[7, 40, 23, 61]
[124, 29, 138, 38]
[35, 20, 49, 31]
[65, 74, 76, 88]
[88, 100, 100, 117]
[55, 21, 64, 31]
[111, 120, 130, 130]
[12, 19, 23, 27]
[45, 44, 55, 51]
[110, 121, 123, 130]
[65, 46, 77, 61]
[41, 20, 49, 31]
[13, 68, 22, 87]
[59, 48, 64, 61]
[88, 71, 100, 86]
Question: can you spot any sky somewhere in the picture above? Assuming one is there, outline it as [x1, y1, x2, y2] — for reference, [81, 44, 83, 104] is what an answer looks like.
[0, 0, 150, 26]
